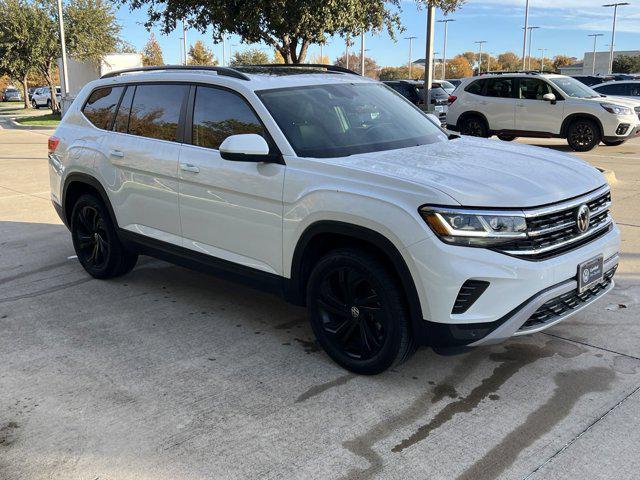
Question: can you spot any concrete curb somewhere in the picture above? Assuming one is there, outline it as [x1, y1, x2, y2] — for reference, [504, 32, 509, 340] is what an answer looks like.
[7, 117, 56, 131]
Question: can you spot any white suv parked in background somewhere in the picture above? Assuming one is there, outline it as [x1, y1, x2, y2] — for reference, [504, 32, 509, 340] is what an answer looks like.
[447, 73, 640, 151]
[31, 86, 62, 109]
[48, 65, 619, 374]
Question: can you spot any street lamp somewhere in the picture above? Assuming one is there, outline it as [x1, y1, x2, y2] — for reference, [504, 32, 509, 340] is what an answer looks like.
[182, 20, 188, 65]
[538, 48, 547, 71]
[524, 26, 540, 70]
[603, 3, 629, 74]
[437, 18, 455, 80]
[474, 40, 487, 74]
[521, 0, 530, 70]
[588, 33, 604, 74]
[405, 36, 417, 78]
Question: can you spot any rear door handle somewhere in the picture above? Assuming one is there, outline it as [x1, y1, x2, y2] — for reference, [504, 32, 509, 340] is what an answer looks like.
[180, 163, 200, 173]
[109, 149, 125, 158]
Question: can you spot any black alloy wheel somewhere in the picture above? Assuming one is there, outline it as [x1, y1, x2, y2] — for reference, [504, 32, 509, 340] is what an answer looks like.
[567, 119, 600, 151]
[71, 194, 138, 279]
[460, 116, 488, 137]
[306, 249, 415, 375]
[32, 100, 38, 109]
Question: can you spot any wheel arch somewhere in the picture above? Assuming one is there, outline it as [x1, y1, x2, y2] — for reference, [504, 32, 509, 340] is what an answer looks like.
[62, 173, 117, 229]
[287, 221, 429, 345]
[560, 113, 604, 138]
[456, 111, 490, 131]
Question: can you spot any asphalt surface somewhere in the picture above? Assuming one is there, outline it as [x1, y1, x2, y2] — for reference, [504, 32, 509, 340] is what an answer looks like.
[1, 113, 639, 479]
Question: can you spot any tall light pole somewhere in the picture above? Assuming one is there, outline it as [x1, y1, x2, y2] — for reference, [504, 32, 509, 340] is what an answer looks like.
[405, 36, 417, 79]
[360, 32, 365, 76]
[437, 18, 455, 80]
[525, 26, 540, 70]
[423, 5, 436, 111]
[182, 20, 188, 65]
[56, 0, 69, 102]
[603, 3, 629, 74]
[521, 0, 530, 70]
[222, 36, 227, 66]
[345, 34, 350, 70]
[475, 40, 486, 74]
[538, 48, 547, 71]
[588, 33, 604, 74]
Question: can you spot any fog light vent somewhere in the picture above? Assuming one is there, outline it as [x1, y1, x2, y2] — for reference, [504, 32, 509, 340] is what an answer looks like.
[616, 124, 630, 135]
[452, 280, 490, 314]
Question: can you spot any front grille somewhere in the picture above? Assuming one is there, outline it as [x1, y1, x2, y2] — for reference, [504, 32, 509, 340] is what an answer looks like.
[496, 187, 612, 260]
[519, 266, 616, 331]
[635, 106, 640, 120]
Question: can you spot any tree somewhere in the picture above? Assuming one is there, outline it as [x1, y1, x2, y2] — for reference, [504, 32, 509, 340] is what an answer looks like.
[188, 40, 216, 65]
[334, 53, 379, 78]
[122, 0, 465, 64]
[460, 51, 477, 68]
[229, 48, 270, 66]
[444, 55, 472, 78]
[308, 53, 330, 65]
[0, 0, 35, 108]
[552, 55, 574, 72]
[378, 65, 424, 81]
[497, 51, 519, 72]
[141, 33, 163, 65]
[612, 55, 640, 74]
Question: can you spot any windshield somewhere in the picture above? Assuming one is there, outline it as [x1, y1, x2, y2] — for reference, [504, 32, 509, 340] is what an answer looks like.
[549, 77, 601, 99]
[257, 83, 444, 158]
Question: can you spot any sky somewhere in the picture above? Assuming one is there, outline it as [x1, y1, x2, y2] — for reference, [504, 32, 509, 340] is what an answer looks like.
[113, 0, 640, 67]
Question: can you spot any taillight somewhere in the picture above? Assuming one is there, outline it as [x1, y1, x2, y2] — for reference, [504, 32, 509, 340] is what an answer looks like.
[448, 95, 457, 104]
[48, 136, 60, 154]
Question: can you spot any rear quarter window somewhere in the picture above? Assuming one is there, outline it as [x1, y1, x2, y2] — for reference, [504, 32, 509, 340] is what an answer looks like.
[465, 80, 485, 95]
[82, 86, 124, 130]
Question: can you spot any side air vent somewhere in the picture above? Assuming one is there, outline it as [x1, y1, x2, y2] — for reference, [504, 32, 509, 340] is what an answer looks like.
[452, 280, 490, 314]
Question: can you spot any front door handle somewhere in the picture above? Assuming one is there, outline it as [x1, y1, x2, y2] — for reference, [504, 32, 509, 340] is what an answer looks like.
[109, 149, 125, 158]
[180, 163, 200, 173]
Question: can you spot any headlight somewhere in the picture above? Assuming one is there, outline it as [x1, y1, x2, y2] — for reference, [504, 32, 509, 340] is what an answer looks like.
[601, 103, 633, 116]
[420, 206, 527, 247]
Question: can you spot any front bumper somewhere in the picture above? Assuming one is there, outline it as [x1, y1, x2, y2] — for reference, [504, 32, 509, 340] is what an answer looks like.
[405, 223, 620, 346]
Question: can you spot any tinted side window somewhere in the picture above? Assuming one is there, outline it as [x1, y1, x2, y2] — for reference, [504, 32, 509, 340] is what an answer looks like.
[465, 80, 485, 95]
[630, 84, 640, 96]
[128, 84, 188, 142]
[596, 83, 629, 95]
[518, 78, 552, 100]
[82, 86, 123, 130]
[192, 86, 265, 150]
[485, 78, 514, 98]
[114, 86, 135, 133]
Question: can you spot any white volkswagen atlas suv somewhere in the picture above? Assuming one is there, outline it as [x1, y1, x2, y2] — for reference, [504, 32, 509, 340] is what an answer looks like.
[48, 65, 620, 374]
[446, 72, 640, 151]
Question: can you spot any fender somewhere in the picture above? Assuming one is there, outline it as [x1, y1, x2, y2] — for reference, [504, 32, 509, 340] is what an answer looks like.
[287, 221, 430, 345]
[560, 113, 605, 138]
[61, 172, 118, 229]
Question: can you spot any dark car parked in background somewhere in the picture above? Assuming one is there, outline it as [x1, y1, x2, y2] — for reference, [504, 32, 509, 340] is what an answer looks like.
[592, 80, 640, 99]
[2, 87, 22, 102]
[571, 75, 614, 86]
[383, 80, 450, 125]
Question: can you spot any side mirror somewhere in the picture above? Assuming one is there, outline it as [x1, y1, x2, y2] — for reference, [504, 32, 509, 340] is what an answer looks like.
[542, 93, 556, 104]
[219, 134, 276, 163]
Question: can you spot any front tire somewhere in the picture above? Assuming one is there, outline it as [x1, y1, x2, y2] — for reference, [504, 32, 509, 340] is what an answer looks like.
[497, 134, 517, 141]
[602, 139, 625, 146]
[306, 249, 416, 375]
[71, 194, 138, 279]
[567, 119, 601, 151]
[32, 100, 38, 109]
[459, 115, 489, 138]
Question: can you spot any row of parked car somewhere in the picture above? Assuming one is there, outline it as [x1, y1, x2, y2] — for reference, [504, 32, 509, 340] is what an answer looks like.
[1, 85, 62, 108]
[386, 73, 640, 151]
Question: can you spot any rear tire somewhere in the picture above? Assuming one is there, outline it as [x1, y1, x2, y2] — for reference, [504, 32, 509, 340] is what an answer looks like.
[306, 248, 416, 375]
[567, 119, 601, 152]
[70, 194, 138, 279]
[46, 99, 52, 110]
[602, 139, 625, 146]
[459, 115, 489, 138]
[497, 134, 516, 141]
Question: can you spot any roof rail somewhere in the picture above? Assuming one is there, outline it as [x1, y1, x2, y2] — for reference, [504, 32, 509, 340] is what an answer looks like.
[480, 70, 557, 76]
[237, 64, 360, 76]
[100, 65, 251, 81]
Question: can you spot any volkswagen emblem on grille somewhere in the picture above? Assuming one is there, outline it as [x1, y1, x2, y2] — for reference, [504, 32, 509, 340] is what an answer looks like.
[350, 306, 360, 318]
[576, 204, 590, 233]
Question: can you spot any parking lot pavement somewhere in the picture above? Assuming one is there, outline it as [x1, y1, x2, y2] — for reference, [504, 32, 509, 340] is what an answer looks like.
[1, 124, 639, 480]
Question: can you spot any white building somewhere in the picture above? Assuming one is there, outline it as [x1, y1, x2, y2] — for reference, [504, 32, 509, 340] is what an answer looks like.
[560, 50, 640, 75]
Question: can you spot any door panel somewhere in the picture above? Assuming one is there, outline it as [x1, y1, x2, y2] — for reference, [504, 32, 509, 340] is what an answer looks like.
[178, 85, 285, 275]
[482, 78, 516, 130]
[514, 78, 564, 134]
[97, 84, 188, 244]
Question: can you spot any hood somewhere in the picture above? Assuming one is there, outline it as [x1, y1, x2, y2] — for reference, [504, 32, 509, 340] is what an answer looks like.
[601, 95, 640, 108]
[324, 137, 606, 208]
